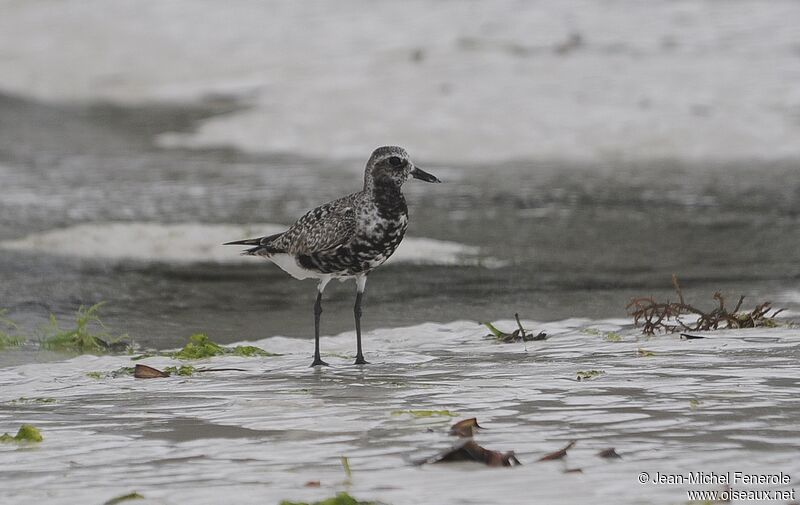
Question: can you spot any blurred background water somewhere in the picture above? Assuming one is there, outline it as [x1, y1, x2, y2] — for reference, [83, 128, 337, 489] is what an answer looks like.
[0, 0, 798, 360]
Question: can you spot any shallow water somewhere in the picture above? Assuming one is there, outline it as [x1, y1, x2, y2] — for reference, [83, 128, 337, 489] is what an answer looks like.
[2, 321, 799, 505]
[1, 91, 798, 354]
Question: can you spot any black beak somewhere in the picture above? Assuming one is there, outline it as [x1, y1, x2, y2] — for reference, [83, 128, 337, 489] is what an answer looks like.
[411, 166, 441, 183]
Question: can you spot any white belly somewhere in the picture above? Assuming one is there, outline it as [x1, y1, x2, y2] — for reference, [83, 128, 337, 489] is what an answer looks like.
[266, 253, 317, 280]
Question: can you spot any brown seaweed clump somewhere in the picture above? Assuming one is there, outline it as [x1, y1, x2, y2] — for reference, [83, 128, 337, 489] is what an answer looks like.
[627, 275, 784, 335]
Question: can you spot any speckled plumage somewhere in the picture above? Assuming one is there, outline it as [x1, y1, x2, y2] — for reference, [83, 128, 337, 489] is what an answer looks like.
[230, 146, 423, 279]
[225, 146, 440, 366]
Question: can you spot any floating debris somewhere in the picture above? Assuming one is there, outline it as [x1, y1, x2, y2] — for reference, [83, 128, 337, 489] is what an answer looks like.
[419, 439, 521, 467]
[483, 313, 546, 343]
[449, 418, 484, 438]
[103, 492, 144, 505]
[537, 440, 575, 461]
[636, 348, 655, 357]
[0, 424, 43, 443]
[95, 363, 245, 379]
[597, 448, 622, 459]
[627, 275, 784, 335]
[680, 333, 706, 340]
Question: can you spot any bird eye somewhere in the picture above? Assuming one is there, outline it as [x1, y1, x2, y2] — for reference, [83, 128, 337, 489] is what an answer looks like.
[388, 156, 404, 167]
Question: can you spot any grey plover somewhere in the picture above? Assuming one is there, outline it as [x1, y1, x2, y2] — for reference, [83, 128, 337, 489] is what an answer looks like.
[225, 146, 440, 367]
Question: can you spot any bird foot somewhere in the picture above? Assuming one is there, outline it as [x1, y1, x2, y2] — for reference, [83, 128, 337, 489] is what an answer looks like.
[354, 355, 369, 365]
[310, 358, 329, 367]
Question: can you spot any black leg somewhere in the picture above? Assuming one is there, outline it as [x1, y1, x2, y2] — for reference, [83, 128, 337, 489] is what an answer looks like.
[354, 290, 368, 365]
[310, 291, 328, 367]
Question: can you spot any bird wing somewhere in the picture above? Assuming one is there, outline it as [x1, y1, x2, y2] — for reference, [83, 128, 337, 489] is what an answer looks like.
[275, 196, 357, 255]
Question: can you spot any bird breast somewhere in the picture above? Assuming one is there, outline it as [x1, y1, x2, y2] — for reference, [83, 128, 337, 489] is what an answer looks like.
[355, 206, 409, 266]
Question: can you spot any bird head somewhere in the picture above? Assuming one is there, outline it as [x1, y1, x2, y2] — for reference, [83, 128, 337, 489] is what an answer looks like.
[364, 146, 440, 189]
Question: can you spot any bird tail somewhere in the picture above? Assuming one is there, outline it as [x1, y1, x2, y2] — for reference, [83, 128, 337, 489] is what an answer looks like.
[223, 232, 284, 256]
[222, 237, 263, 246]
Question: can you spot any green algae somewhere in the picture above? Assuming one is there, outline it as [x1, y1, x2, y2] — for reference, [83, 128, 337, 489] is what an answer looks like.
[757, 317, 780, 328]
[391, 409, 457, 418]
[41, 303, 130, 354]
[584, 328, 622, 342]
[0, 424, 43, 443]
[231, 345, 281, 357]
[164, 365, 196, 376]
[103, 492, 144, 505]
[171, 333, 225, 359]
[6, 397, 56, 404]
[0, 309, 18, 329]
[87, 367, 135, 379]
[576, 370, 605, 381]
[341, 455, 353, 480]
[171, 333, 280, 360]
[0, 332, 24, 350]
[0, 309, 24, 350]
[280, 492, 384, 505]
[483, 322, 507, 339]
[0, 334, 23, 349]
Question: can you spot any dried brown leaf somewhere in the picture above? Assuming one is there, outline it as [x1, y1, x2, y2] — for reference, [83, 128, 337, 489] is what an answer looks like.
[537, 440, 576, 462]
[419, 439, 521, 467]
[449, 418, 484, 438]
[133, 364, 169, 379]
[596, 448, 621, 459]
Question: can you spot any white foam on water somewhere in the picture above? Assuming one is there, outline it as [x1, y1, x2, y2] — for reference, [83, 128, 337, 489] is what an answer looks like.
[1, 319, 799, 504]
[1, 1, 799, 163]
[0, 222, 502, 267]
